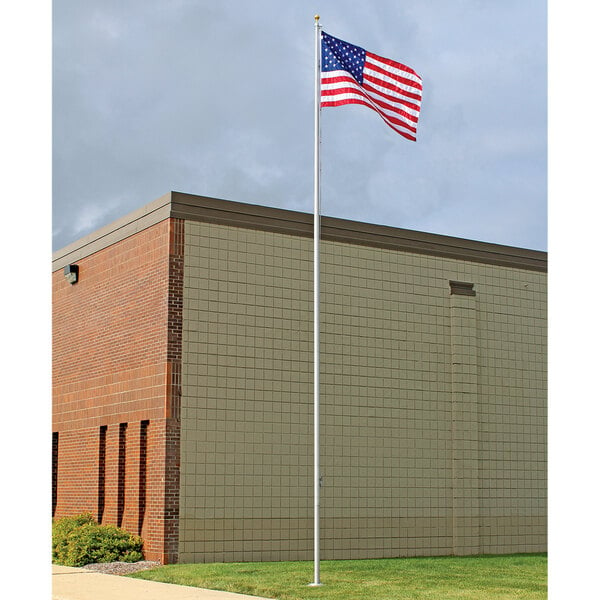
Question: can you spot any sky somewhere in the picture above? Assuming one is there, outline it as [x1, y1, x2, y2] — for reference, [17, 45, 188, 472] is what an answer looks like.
[52, 0, 548, 252]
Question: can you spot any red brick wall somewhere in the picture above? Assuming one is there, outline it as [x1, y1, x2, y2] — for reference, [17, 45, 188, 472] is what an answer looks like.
[52, 218, 184, 563]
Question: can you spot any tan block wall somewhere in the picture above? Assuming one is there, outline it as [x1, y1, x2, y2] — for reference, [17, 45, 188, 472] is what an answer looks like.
[179, 221, 546, 562]
[476, 267, 547, 554]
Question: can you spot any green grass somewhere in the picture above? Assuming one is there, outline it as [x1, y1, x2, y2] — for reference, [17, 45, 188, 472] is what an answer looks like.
[129, 553, 547, 599]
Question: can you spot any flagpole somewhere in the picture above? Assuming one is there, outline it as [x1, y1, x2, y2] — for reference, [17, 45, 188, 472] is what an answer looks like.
[309, 13, 322, 588]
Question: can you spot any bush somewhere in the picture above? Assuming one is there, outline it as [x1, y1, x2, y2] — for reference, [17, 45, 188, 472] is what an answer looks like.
[52, 513, 144, 566]
[52, 513, 96, 564]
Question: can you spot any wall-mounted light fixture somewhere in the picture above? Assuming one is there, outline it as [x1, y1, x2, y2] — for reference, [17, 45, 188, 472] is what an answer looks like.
[64, 264, 79, 284]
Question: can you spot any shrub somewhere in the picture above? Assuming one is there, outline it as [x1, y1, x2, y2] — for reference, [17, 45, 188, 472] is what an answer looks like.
[52, 514, 144, 567]
[52, 513, 96, 564]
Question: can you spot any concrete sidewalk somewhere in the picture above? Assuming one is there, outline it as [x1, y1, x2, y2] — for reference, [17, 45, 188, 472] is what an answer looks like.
[52, 565, 274, 600]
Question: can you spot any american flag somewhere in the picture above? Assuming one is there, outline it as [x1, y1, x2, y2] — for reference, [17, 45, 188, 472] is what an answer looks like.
[320, 31, 422, 141]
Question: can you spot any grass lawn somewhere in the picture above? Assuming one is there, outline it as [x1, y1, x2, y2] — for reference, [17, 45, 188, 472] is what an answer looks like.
[129, 553, 547, 599]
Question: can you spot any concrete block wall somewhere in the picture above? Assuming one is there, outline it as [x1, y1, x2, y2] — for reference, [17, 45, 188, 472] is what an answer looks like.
[179, 221, 546, 562]
[179, 223, 312, 562]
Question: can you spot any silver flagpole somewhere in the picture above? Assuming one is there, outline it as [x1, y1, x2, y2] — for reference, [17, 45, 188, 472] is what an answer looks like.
[309, 13, 323, 588]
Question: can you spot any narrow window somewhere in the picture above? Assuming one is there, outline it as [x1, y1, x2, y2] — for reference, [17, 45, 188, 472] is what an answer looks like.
[117, 423, 127, 528]
[97, 426, 107, 523]
[138, 420, 149, 535]
[52, 432, 59, 517]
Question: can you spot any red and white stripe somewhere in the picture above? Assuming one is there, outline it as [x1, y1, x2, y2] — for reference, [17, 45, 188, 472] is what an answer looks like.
[321, 52, 422, 141]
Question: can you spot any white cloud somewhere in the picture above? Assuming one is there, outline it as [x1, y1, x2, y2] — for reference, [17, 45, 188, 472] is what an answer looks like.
[71, 197, 124, 238]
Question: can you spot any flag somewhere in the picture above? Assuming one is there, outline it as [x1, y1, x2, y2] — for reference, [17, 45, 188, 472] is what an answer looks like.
[320, 31, 422, 141]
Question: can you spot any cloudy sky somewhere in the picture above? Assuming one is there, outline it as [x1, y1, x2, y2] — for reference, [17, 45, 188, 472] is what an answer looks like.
[52, 0, 547, 252]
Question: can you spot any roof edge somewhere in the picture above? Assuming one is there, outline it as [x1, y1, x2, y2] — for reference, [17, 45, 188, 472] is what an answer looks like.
[52, 191, 547, 273]
[52, 192, 173, 271]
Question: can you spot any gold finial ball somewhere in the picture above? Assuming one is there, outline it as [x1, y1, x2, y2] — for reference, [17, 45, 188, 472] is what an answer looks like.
[315, 14, 320, 21]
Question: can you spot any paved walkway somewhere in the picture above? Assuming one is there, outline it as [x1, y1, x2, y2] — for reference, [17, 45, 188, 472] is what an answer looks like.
[52, 565, 274, 600]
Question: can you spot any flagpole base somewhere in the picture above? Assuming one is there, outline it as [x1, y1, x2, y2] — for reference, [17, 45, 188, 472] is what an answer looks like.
[308, 582, 323, 587]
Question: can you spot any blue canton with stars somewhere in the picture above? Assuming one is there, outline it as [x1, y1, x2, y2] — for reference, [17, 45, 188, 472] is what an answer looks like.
[321, 32, 366, 84]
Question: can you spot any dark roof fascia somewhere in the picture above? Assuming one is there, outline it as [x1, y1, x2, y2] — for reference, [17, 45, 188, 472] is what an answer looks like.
[170, 191, 547, 272]
[52, 191, 547, 273]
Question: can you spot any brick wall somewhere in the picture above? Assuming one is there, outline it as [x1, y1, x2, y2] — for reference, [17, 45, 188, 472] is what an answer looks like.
[52, 218, 184, 563]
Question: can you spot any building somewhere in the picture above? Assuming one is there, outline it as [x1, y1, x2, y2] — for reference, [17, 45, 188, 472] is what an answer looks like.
[52, 191, 547, 564]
